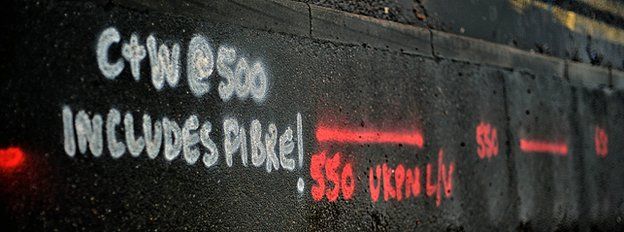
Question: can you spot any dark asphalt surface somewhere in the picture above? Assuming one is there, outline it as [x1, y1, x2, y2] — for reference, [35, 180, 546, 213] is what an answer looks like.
[0, 0, 622, 231]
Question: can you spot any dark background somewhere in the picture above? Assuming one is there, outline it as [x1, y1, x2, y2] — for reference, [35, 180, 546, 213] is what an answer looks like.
[0, 0, 622, 231]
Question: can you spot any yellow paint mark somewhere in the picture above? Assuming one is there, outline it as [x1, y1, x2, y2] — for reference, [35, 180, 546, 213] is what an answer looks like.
[509, 0, 624, 45]
[564, 11, 576, 31]
[579, 0, 624, 19]
[509, 0, 530, 14]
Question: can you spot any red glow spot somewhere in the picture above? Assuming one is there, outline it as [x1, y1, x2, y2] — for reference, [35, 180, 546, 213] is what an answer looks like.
[0, 147, 25, 170]
[315, 126, 424, 148]
[594, 126, 608, 158]
[519, 139, 568, 156]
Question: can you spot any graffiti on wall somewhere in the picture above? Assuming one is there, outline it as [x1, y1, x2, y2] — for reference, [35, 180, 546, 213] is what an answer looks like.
[59, 26, 613, 209]
[65, 27, 306, 193]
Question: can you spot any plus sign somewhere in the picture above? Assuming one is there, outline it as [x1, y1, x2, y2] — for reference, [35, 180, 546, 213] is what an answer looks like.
[122, 33, 146, 81]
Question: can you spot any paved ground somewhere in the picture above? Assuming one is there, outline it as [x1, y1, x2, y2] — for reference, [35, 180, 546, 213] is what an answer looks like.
[0, 0, 622, 230]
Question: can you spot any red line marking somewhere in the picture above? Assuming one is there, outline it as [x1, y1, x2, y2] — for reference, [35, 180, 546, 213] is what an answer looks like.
[519, 139, 568, 156]
[316, 126, 424, 148]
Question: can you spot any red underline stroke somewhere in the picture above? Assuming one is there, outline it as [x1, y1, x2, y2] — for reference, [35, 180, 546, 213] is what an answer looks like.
[519, 139, 568, 156]
[315, 126, 424, 148]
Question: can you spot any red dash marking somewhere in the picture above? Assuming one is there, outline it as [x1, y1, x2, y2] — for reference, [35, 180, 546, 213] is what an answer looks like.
[315, 126, 424, 148]
[0, 147, 25, 169]
[519, 139, 568, 156]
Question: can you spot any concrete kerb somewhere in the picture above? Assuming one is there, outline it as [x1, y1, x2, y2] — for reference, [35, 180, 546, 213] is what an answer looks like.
[308, 4, 432, 57]
[431, 30, 565, 78]
[115, 0, 612, 90]
[567, 61, 610, 89]
[612, 69, 624, 90]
